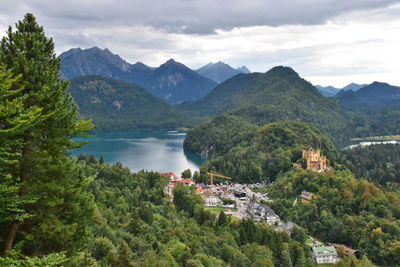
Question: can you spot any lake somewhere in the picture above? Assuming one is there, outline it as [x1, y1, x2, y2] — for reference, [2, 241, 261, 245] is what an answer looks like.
[71, 130, 205, 175]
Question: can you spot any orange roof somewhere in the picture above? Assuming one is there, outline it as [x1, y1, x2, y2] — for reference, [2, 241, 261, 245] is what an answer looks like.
[196, 188, 205, 193]
[181, 178, 193, 184]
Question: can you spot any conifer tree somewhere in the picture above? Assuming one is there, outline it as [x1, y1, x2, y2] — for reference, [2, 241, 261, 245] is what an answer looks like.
[114, 241, 135, 267]
[0, 13, 93, 256]
[0, 64, 41, 255]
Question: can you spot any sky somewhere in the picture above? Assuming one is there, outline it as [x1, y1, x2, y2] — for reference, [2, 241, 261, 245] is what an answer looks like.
[0, 0, 399, 87]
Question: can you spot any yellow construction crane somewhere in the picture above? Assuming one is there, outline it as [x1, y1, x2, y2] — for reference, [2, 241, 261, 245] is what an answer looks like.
[207, 172, 231, 185]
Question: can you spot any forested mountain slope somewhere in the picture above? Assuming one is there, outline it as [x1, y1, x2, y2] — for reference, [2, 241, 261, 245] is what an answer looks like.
[69, 75, 193, 131]
[190, 121, 336, 183]
[180, 66, 354, 146]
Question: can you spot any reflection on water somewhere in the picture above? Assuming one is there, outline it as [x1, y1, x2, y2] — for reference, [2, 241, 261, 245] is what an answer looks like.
[71, 130, 204, 175]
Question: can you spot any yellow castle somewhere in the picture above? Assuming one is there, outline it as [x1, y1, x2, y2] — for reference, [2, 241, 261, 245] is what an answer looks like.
[293, 148, 329, 172]
[302, 148, 328, 172]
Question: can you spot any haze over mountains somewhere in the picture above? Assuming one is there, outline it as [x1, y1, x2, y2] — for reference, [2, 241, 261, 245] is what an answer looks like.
[335, 81, 400, 109]
[315, 83, 366, 96]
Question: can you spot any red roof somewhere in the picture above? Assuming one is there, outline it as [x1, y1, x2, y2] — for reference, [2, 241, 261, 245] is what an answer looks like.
[181, 178, 193, 184]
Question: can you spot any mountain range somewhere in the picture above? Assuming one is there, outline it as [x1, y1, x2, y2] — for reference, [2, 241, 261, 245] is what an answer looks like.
[335, 81, 400, 109]
[60, 47, 400, 142]
[315, 83, 366, 96]
[195, 61, 250, 83]
[60, 47, 218, 104]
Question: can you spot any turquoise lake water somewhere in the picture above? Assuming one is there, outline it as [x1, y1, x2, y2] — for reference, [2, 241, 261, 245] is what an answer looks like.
[71, 130, 204, 175]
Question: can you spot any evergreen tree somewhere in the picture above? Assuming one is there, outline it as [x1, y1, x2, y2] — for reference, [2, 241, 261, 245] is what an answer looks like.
[0, 13, 93, 256]
[216, 211, 227, 227]
[0, 64, 40, 255]
[280, 245, 293, 267]
[114, 241, 135, 267]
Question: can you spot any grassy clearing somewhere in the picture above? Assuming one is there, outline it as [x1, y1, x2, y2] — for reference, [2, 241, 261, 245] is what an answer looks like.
[204, 208, 228, 213]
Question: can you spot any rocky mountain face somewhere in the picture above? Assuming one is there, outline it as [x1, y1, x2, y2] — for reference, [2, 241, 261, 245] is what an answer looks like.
[60, 47, 217, 104]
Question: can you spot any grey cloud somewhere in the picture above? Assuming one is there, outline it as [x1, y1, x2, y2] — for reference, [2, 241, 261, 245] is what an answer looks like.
[1, 0, 399, 34]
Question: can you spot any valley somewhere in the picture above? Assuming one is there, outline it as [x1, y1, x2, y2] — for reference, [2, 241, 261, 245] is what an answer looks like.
[2, 10, 400, 267]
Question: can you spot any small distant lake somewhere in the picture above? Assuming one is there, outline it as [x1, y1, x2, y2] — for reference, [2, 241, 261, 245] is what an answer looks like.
[71, 130, 205, 175]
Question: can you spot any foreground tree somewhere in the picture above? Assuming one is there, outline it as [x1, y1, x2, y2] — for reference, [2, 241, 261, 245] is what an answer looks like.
[0, 65, 41, 255]
[0, 13, 93, 256]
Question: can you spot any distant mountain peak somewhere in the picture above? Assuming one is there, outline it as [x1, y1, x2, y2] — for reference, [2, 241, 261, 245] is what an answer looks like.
[371, 81, 387, 86]
[335, 81, 400, 109]
[237, 66, 251, 74]
[267, 66, 299, 79]
[165, 58, 177, 64]
[196, 61, 243, 83]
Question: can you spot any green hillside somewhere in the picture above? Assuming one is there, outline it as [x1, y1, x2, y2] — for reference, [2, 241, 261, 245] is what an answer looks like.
[69, 75, 194, 131]
[197, 121, 336, 183]
[183, 114, 258, 159]
[179, 66, 353, 146]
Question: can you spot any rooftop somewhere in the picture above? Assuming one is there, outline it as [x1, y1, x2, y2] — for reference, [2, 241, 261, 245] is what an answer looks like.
[312, 246, 338, 257]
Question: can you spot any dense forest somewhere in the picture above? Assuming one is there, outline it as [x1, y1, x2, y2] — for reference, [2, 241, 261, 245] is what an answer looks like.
[267, 169, 400, 266]
[338, 144, 400, 185]
[188, 120, 337, 183]
[183, 114, 258, 159]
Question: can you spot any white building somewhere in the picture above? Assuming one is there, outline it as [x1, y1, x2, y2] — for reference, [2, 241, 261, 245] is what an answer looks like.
[312, 246, 339, 264]
[202, 191, 223, 207]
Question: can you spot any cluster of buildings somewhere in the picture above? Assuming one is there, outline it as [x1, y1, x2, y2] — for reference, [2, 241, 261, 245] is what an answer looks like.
[162, 171, 359, 265]
[162, 172, 294, 228]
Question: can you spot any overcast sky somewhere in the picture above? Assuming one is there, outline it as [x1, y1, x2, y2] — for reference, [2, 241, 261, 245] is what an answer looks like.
[0, 0, 399, 87]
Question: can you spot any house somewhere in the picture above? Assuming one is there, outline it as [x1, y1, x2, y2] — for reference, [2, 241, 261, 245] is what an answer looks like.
[300, 190, 316, 203]
[202, 191, 223, 207]
[165, 182, 177, 194]
[181, 178, 194, 186]
[248, 201, 280, 226]
[312, 246, 339, 265]
[329, 243, 361, 259]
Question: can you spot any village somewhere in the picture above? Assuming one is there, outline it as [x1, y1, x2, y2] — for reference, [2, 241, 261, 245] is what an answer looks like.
[162, 148, 360, 265]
